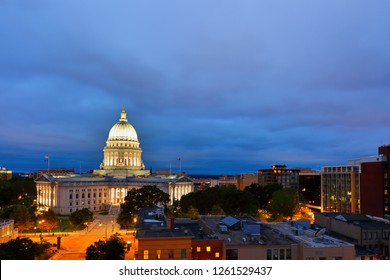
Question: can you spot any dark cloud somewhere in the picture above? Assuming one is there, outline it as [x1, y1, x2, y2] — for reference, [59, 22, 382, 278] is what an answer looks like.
[1, 1, 390, 174]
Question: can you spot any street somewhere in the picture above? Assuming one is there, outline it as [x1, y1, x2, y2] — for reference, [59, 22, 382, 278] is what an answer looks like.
[24, 208, 136, 260]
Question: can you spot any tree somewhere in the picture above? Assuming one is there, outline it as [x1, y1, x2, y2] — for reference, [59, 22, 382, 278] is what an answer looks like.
[85, 234, 126, 260]
[179, 185, 258, 216]
[125, 185, 170, 209]
[117, 186, 169, 229]
[221, 189, 259, 215]
[268, 188, 300, 221]
[69, 208, 94, 227]
[0, 237, 51, 260]
[187, 206, 199, 219]
[11, 204, 34, 233]
[38, 209, 58, 233]
[245, 183, 283, 209]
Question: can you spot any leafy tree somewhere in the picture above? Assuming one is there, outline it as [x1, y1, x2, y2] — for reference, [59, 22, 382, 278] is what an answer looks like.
[117, 186, 169, 229]
[38, 209, 59, 233]
[85, 234, 126, 260]
[165, 199, 182, 218]
[179, 185, 258, 216]
[125, 185, 170, 209]
[0, 177, 36, 208]
[0, 237, 51, 260]
[245, 183, 283, 209]
[11, 204, 34, 233]
[221, 189, 259, 215]
[187, 206, 199, 219]
[210, 204, 225, 215]
[268, 188, 300, 221]
[69, 208, 93, 226]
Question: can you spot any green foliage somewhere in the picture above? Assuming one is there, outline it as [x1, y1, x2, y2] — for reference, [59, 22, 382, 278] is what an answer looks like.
[0, 177, 36, 208]
[10, 204, 35, 233]
[38, 209, 59, 233]
[69, 208, 94, 226]
[125, 185, 170, 209]
[245, 183, 283, 209]
[268, 188, 300, 221]
[179, 185, 258, 216]
[117, 185, 170, 229]
[85, 234, 126, 260]
[0, 237, 51, 260]
[187, 206, 199, 219]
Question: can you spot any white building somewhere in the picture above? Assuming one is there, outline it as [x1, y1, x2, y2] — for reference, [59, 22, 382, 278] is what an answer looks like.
[35, 107, 194, 215]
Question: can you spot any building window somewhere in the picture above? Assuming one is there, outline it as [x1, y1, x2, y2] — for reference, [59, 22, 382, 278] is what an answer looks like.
[181, 249, 186, 259]
[196, 247, 201, 252]
[168, 250, 174, 259]
[286, 249, 291, 259]
[76, 194, 79, 199]
[226, 249, 238, 260]
[82, 194, 85, 199]
[215, 252, 220, 258]
[267, 249, 272, 260]
[273, 249, 279, 260]
[206, 246, 211, 252]
[156, 250, 161, 259]
[69, 194, 73, 199]
[280, 249, 285, 259]
[143, 250, 149, 260]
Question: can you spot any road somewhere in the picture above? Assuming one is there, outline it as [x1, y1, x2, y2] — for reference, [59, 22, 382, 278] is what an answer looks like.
[25, 206, 136, 260]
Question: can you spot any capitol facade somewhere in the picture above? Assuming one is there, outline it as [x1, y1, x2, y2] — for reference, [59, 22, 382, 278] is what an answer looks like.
[35, 107, 194, 215]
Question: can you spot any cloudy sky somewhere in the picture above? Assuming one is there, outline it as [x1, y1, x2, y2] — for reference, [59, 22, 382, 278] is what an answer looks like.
[1, 1, 389, 175]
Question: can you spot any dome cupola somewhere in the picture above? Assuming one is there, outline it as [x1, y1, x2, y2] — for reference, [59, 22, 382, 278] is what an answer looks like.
[107, 106, 138, 141]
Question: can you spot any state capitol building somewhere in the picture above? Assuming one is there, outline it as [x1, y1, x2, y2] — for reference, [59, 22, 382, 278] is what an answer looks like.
[35, 107, 194, 215]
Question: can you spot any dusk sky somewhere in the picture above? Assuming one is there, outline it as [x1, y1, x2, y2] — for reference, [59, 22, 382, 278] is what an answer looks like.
[1, 1, 390, 175]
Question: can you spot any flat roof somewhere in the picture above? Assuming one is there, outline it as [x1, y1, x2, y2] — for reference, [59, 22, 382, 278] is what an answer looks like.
[267, 222, 354, 248]
[136, 229, 193, 239]
[199, 216, 295, 246]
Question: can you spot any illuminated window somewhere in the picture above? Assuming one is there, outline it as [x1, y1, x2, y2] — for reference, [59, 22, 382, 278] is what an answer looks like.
[156, 250, 161, 259]
[206, 246, 211, 252]
[196, 247, 201, 252]
[143, 250, 149, 260]
[215, 252, 220, 258]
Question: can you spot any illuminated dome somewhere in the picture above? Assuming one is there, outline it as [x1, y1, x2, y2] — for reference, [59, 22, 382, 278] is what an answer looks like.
[108, 107, 138, 141]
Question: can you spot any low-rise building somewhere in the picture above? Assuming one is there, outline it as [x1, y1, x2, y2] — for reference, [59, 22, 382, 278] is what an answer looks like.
[199, 215, 354, 260]
[0, 220, 16, 244]
[314, 212, 390, 259]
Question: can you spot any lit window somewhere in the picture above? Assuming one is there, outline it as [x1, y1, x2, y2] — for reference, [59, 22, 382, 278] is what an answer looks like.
[206, 246, 211, 252]
[143, 250, 149, 260]
[156, 250, 161, 259]
[215, 252, 220, 258]
[196, 247, 201, 252]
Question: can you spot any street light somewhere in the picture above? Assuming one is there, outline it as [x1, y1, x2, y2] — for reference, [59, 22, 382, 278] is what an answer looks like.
[127, 241, 131, 251]
[84, 222, 89, 234]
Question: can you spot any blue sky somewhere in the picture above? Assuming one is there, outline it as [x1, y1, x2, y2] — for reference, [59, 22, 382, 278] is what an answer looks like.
[1, 1, 389, 175]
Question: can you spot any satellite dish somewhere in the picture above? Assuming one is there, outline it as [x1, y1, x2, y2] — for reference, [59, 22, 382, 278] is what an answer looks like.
[315, 228, 326, 237]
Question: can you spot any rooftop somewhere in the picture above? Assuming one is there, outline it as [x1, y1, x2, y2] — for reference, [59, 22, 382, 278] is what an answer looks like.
[199, 215, 295, 246]
[136, 207, 166, 230]
[267, 221, 354, 248]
